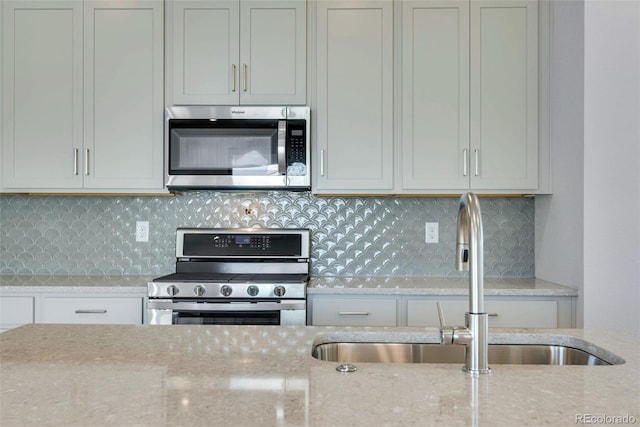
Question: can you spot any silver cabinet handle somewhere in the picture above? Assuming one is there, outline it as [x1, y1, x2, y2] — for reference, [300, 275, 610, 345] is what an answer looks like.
[75, 309, 107, 314]
[231, 64, 237, 92]
[320, 149, 325, 176]
[84, 149, 90, 175]
[338, 312, 370, 316]
[463, 149, 468, 176]
[474, 149, 479, 176]
[243, 64, 248, 92]
[73, 148, 79, 175]
[488, 313, 498, 317]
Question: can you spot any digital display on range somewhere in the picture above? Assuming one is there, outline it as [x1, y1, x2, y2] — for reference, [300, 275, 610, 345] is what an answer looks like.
[235, 236, 251, 245]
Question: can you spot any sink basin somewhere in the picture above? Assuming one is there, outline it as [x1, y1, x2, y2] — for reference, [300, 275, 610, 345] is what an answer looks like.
[312, 342, 620, 366]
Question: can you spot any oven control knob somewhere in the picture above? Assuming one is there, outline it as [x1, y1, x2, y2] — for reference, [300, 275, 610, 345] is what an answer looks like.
[166, 285, 179, 296]
[273, 286, 286, 297]
[194, 285, 206, 297]
[220, 285, 233, 297]
[247, 285, 259, 297]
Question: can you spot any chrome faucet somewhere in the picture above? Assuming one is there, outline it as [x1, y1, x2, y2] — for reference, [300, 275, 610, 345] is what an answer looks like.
[438, 192, 491, 375]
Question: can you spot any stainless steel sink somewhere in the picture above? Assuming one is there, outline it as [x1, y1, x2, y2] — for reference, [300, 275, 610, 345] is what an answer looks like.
[312, 342, 618, 366]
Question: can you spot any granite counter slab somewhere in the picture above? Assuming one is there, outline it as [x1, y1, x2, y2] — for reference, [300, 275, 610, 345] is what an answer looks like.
[309, 276, 579, 296]
[0, 275, 153, 293]
[0, 324, 636, 426]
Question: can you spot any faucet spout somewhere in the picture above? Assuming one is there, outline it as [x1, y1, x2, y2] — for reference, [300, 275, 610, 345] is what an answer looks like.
[439, 192, 491, 375]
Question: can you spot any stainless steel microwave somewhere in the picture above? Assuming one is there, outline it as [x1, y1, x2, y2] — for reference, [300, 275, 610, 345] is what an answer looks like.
[165, 106, 310, 191]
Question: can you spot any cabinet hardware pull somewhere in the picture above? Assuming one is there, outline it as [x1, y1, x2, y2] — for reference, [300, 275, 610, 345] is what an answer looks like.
[75, 309, 107, 314]
[73, 148, 79, 175]
[320, 149, 325, 176]
[474, 149, 479, 176]
[232, 64, 237, 92]
[338, 311, 370, 316]
[85, 149, 90, 175]
[463, 149, 468, 176]
[243, 64, 248, 92]
[488, 313, 498, 317]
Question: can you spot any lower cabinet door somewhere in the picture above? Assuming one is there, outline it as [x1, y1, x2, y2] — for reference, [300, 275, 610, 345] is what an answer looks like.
[311, 298, 397, 326]
[407, 299, 558, 328]
[42, 297, 143, 325]
[0, 296, 35, 331]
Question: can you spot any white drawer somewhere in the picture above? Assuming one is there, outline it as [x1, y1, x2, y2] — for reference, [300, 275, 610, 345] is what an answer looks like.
[42, 297, 143, 325]
[311, 298, 397, 326]
[0, 296, 35, 330]
[407, 299, 558, 328]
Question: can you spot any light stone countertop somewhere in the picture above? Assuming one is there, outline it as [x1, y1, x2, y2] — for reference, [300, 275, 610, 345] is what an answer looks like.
[1, 275, 579, 297]
[309, 276, 579, 296]
[0, 324, 637, 426]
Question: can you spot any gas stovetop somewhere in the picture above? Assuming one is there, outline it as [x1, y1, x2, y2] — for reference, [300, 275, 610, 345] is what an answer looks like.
[149, 228, 310, 300]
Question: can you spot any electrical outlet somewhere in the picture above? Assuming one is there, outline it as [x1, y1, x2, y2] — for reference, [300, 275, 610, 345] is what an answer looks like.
[136, 221, 149, 242]
[425, 222, 439, 243]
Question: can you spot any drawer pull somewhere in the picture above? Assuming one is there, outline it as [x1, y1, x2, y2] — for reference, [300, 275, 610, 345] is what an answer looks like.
[338, 311, 370, 316]
[488, 313, 499, 317]
[75, 309, 107, 314]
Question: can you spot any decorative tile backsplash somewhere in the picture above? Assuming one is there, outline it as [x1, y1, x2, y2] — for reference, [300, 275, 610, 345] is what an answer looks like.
[0, 193, 534, 277]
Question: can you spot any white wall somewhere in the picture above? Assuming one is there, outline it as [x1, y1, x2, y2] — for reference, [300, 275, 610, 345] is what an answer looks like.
[583, 0, 640, 332]
[535, 0, 585, 326]
[536, 0, 640, 332]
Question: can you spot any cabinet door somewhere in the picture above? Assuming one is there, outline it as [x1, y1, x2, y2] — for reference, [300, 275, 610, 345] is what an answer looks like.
[311, 297, 397, 326]
[314, 0, 394, 192]
[171, 0, 240, 105]
[407, 299, 558, 328]
[1, 0, 83, 189]
[470, 0, 538, 190]
[83, 0, 164, 189]
[401, 0, 469, 190]
[42, 297, 143, 324]
[240, 0, 306, 105]
[0, 296, 35, 331]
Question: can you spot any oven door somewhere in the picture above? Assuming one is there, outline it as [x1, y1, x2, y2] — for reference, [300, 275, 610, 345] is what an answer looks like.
[147, 300, 307, 326]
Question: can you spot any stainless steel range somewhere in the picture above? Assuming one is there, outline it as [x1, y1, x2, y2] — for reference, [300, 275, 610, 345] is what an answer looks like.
[147, 228, 310, 325]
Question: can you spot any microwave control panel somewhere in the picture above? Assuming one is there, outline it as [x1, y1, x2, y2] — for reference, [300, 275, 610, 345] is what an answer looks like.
[286, 120, 307, 166]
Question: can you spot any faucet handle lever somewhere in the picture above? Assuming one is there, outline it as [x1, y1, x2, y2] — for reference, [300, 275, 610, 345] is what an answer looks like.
[436, 302, 447, 328]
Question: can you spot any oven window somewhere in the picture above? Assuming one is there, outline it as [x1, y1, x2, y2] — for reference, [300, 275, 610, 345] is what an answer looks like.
[173, 311, 280, 325]
[169, 124, 279, 176]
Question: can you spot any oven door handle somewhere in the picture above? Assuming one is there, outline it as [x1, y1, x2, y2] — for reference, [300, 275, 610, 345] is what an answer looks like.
[148, 300, 306, 312]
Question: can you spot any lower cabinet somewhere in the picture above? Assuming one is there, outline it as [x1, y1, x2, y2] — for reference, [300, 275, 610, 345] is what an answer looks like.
[310, 297, 398, 326]
[0, 291, 145, 331]
[407, 298, 559, 328]
[308, 294, 575, 328]
[0, 296, 35, 332]
[42, 296, 143, 325]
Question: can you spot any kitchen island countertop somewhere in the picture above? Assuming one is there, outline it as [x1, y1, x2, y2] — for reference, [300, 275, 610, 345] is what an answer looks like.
[0, 324, 637, 426]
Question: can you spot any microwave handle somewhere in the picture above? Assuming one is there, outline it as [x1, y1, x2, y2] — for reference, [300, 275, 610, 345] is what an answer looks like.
[278, 121, 287, 175]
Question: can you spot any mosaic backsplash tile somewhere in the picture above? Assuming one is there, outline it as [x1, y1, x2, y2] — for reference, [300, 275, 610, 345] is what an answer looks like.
[0, 193, 534, 277]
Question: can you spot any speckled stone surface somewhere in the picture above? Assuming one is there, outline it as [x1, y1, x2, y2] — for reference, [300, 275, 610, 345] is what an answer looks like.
[1, 324, 637, 426]
[0, 275, 152, 293]
[0, 275, 578, 297]
[309, 276, 579, 296]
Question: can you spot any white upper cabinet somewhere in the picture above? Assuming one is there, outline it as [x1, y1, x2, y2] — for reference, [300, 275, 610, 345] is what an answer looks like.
[313, 0, 394, 192]
[1, 1, 84, 189]
[314, 0, 543, 194]
[469, 0, 538, 190]
[401, 0, 470, 191]
[401, 0, 539, 193]
[1, 0, 164, 192]
[168, 0, 307, 105]
[83, 0, 164, 190]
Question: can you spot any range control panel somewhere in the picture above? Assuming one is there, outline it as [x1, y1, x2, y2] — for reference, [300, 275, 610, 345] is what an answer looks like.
[176, 228, 310, 259]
